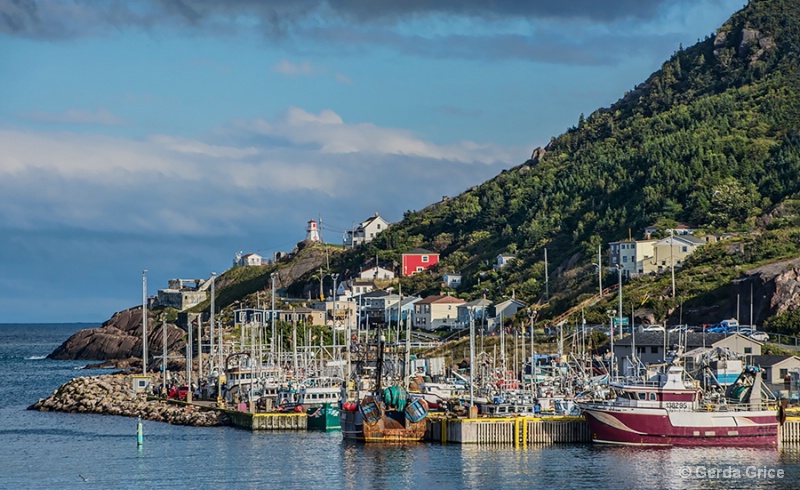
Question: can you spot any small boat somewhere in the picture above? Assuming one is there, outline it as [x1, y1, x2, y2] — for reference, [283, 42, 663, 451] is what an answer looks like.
[299, 382, 343, 430]
[578, 353, 781, 447]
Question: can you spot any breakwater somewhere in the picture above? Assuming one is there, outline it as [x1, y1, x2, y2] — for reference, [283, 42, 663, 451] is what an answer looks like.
[27, 374, 229, 426]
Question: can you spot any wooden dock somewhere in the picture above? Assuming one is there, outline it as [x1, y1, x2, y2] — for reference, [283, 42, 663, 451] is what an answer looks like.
[426, 416, 800, 445]
[227, 411, 307, 431]
[426, 416, 590, 445]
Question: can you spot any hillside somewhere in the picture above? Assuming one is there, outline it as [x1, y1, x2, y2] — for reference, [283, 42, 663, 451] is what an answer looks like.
[335, 0, 800, 328]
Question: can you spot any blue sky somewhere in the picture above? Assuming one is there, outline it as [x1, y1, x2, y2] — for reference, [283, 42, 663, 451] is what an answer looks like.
[0, 0, 745, 323]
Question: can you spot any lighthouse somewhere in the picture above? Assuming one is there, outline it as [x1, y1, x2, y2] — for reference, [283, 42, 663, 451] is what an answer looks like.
[306, 219, 320, 242]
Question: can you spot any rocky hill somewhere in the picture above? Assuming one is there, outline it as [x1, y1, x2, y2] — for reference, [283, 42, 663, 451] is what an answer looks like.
[48, 241, 337, 366]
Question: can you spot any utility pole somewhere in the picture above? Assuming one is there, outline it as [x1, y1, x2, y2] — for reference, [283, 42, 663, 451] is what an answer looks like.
[670, 229, 676, 299]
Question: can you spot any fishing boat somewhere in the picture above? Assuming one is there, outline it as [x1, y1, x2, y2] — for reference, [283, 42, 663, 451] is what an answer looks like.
[578, 353, 781, 447]
[341, 331, 429, 442]
[297, 380, 342, 430]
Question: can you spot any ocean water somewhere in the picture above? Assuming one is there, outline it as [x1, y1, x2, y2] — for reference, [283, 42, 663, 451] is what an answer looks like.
[2, 324, 800, 489]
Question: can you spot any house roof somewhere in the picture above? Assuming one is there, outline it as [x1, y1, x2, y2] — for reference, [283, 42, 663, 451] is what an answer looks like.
[360, 265, 393, 273]
[495, 298, 526, 308]
[657, 235, 705, 246]
[751, 355, 800, 367]
[359, 213, 388, 228]
[461, 298, 492, 308]
[286, 306, 317, 314]
[351, 279, 375, 285]
[403, 248, 437, 255]
[417, 294, 465, 305]
[399, 296, 422, 307]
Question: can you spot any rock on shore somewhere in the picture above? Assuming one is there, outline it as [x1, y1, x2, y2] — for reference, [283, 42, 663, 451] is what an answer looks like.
[28, 374, 229, 427]
[47, 307, 187, 370]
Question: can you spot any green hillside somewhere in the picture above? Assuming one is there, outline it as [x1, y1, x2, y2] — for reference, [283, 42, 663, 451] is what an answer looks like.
[335, 0, 800, 327]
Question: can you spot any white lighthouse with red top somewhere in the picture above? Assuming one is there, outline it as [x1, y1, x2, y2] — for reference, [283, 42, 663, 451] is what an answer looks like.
[306, 219, 320, 242]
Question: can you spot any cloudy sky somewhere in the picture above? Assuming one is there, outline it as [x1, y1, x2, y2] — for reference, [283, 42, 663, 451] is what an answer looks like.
[0, 0, 744, 323]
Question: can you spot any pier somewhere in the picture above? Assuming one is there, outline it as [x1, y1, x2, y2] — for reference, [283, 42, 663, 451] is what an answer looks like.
[426, 416, 590, 445]
[227, 410, 307, 430]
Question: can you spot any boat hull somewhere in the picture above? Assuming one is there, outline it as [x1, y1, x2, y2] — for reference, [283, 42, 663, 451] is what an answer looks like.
[306, 402, 341, 431]
[581, 406, 779, 447]
[341, 409, 426, 442]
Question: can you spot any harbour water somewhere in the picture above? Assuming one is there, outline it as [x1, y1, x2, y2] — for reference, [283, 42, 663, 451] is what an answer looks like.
[3, 324, 800, 489]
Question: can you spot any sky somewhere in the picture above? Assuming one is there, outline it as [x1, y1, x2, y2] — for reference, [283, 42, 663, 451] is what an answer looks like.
[0, 0, 746, 323]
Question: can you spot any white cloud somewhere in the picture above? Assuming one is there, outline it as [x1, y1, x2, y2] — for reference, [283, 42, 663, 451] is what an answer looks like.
[243, 107, 518, 164]
[0, 109, 523, 237]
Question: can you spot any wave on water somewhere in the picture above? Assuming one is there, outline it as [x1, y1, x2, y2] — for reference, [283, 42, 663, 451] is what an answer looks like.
[25, 355, 47, 360]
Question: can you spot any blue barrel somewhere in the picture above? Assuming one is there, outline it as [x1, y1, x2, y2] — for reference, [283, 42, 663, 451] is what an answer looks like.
[405, 398, 428, 423]
[359, 397, 383, 424]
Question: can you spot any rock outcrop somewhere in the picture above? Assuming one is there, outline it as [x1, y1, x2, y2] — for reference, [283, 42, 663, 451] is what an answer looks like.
[48, 307, 186, 366]
[28, 374, 229, 427]
[679, 257, 800, 325]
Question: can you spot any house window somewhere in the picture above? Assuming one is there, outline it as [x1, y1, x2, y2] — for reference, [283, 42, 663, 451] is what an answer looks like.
[416, 267, 423, 272]
[781, 368, 789, 378]
[744, 347, 752, 354]
[651, 347, 658, 354]
[377, 224, 381, 230]
[622, 256, 628, 263]
[681, 246, 688, 253]
[422, 256, 429, 262]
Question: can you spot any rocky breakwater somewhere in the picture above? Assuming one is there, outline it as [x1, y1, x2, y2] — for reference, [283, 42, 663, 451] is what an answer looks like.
[28, 374, 229, 427]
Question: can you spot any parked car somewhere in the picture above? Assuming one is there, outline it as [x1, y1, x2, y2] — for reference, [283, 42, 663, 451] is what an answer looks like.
[640, 325, 665, 333]
[749, 331, 769, 342]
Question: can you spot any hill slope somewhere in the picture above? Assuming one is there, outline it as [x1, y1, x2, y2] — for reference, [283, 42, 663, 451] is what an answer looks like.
[344, 0, 800, 326]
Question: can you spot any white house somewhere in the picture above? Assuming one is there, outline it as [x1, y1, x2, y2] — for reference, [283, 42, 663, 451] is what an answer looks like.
[359, 265, 395, 281]
[234, 252, 263, 267]
[345, 212, 390, 248]
[494, 254, 516, 271]
[443, 272, 462, 288]
[349, 279, 375, 296]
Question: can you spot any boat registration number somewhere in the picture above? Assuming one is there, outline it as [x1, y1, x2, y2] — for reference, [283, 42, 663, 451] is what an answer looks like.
[665, 402, 688, 410]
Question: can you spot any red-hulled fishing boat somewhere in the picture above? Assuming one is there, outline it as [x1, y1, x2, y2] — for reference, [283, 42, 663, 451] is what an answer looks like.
[578, 356, 781, 447]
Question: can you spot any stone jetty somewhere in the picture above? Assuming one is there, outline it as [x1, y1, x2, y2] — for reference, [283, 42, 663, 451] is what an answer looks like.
[28, 374, 229, 427]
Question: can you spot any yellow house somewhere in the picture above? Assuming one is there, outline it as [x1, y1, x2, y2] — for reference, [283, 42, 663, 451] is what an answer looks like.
[646, 235, 706, 274]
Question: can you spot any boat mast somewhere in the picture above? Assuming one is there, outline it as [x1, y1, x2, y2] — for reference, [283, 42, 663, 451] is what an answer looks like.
[375, 323, 385, 395]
